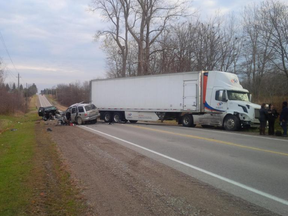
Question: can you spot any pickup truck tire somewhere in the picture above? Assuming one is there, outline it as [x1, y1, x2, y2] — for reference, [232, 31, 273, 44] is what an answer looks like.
[224, 115, 240, 131]
[77, 117, 84, 125]
[104, 112, 113, 122]
[182, 114, 194, 127]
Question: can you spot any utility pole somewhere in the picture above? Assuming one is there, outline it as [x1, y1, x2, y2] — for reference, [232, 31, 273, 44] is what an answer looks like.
[25, 83, 28, 110]
[17, 73, 21, 89]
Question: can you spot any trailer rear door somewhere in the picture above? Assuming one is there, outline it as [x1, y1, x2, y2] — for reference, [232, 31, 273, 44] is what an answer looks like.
[183, 80, 197, 111]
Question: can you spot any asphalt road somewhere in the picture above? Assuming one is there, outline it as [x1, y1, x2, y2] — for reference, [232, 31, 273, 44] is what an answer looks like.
[38, 95, 288, 215]
[81, 122, 288, 216]
[38, 94, 53, 107]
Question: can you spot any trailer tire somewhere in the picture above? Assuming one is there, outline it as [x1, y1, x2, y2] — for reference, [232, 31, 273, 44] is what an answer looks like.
[113, 112, 121, 123]
[182, 114, 194, 127]
[104, 112, 113, 122]
[129, 120, 137, 124]
[224, 115, 240, 131]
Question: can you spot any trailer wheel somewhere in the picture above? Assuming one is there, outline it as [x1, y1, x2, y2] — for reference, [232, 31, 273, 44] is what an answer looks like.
[113, 112, 121, 123]
[129, 120, 137, 124]
[104, 112, 113, 122]
[182, 114, 194, 127]
[224, 115, 240, 131]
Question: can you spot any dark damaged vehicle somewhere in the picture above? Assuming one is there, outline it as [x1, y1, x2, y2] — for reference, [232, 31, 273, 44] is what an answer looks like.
[38, 106, 58, 121]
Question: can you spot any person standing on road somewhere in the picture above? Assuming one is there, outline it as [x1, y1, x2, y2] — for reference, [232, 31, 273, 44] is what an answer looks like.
[267, 104, 278, 135]
[66, 110, 71, 125]
[259, 103, 268, 135]
[280, 101, 288, 137]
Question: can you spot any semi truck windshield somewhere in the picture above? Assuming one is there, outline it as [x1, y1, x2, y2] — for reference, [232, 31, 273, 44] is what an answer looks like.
[227, 91, 250, 102]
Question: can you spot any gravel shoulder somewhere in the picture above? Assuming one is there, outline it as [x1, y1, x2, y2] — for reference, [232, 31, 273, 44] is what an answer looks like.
[48, 122, 279, 216]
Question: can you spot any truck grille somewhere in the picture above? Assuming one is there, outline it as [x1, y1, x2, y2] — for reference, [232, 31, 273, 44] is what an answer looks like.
[254, 108, 260, 119]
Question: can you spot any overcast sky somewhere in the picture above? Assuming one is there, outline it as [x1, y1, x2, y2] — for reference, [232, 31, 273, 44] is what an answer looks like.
[0, 0, 265, 91]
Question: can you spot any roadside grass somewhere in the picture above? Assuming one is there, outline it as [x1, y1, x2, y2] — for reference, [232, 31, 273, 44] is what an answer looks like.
[0, 96, 90, 216]
[30, 120, 89, 216]
[0, 116, 14, 133]
[0, 112, 37, 216]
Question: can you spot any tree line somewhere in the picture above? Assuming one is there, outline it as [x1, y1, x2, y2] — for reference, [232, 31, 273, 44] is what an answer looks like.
[0, 60, 37, 114]
[91, 0, 288, 105]
[44, 82, 90, 107]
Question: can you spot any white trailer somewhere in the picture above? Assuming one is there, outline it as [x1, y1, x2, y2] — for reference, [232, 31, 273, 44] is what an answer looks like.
[90, 71, 260, 130]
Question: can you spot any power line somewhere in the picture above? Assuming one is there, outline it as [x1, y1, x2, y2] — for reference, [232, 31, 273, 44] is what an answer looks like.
[0, 30, 23, 83]
[0, 30, 28, 86]
[2, 64, 18, 83]
[0, 62, 17, 84]
[0, 31, 20, 75]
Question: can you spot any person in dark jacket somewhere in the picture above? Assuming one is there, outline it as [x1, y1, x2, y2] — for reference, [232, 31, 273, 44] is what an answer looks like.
[259, 103, 268, 135]
[267, 104, 279, 135]
[280, 101, 288, 137]
[66, 110, 71, 125]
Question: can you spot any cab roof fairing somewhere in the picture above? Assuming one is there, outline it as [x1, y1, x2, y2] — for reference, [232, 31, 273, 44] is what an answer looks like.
[207, 71, 248, 92]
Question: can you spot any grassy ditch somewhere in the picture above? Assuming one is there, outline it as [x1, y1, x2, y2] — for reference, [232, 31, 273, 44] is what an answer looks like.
[0, 97, 89, 216]
[0, 113, 37, 215]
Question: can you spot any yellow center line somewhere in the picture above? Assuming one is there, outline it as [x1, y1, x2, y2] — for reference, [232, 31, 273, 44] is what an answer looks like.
[126, 125, 288, 157]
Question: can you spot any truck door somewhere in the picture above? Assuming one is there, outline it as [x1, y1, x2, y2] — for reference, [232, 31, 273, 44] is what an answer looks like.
[210, 89, 228, 112]
[183, 81, 197, 111]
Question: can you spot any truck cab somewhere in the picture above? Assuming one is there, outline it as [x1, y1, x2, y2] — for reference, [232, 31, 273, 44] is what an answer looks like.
[199, 71, 260, 130]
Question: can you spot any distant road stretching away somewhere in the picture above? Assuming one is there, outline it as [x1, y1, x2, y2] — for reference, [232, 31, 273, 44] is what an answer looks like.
[38, 94, 53, 107]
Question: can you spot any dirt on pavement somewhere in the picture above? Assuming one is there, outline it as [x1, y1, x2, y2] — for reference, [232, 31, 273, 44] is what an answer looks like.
[47, 122, 279, 216]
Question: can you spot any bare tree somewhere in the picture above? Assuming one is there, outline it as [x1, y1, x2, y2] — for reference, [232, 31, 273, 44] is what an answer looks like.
[102, 36, 125, 78]
[0, 59, 28, 114]
[126, 0, 188, 75]
[91, 0, 287, 103]
[0, 59, 4, 85]
[150, 14, 242, 74]
[260, 0, 288, 80]
[190, 16, 242, 72]
[92, 0, 189, 77]
[55, 81, 91, 106]
[240, 3, 272, 99]
[91, 0, 129, 77]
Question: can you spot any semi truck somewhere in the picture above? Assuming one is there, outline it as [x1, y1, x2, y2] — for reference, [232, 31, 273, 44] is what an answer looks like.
[90, 71, 260, 131]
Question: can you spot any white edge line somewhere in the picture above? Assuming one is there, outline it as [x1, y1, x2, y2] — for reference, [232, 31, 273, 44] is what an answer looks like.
[81, 125, 288, 206]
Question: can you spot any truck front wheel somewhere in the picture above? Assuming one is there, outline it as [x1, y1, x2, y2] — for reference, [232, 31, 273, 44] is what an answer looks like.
[182, 114, 195, 127]
[224, 115, 240, 131]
